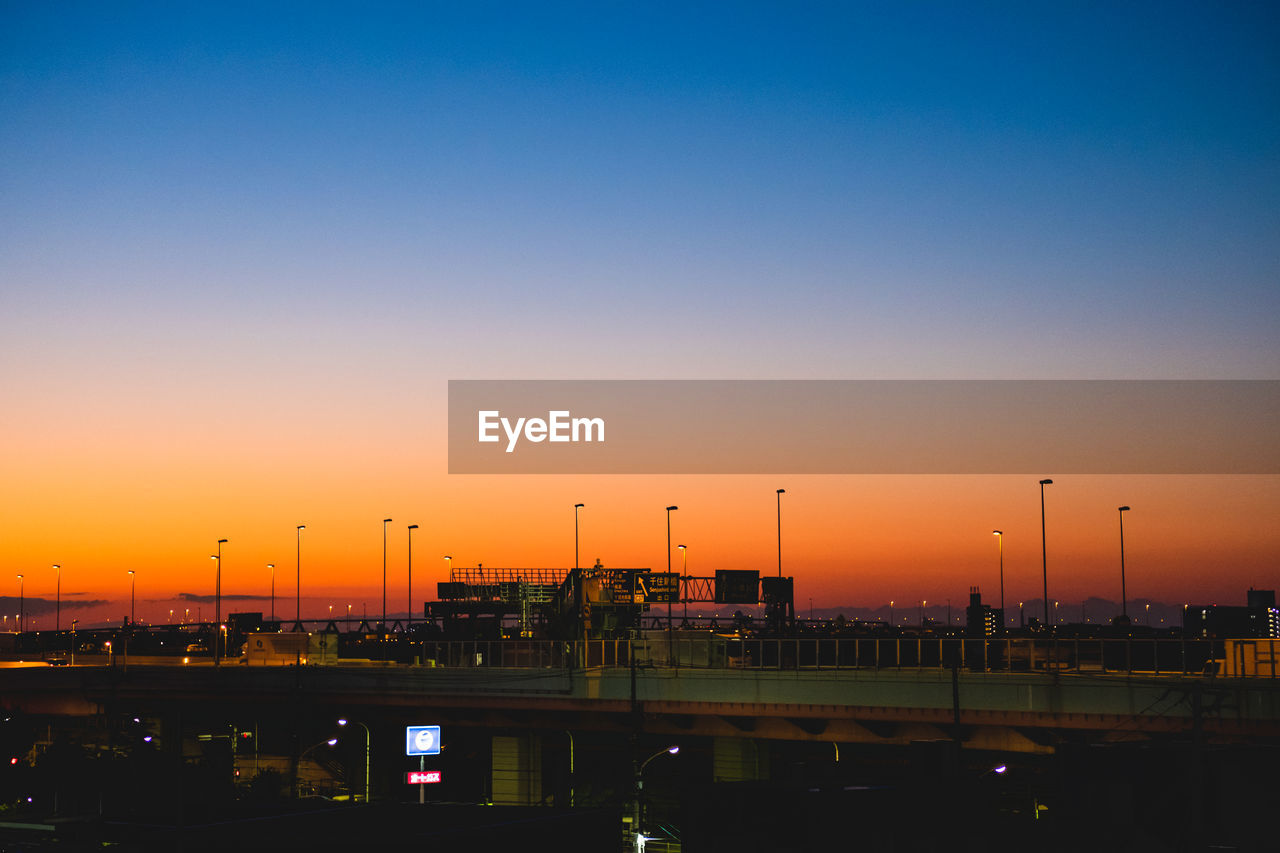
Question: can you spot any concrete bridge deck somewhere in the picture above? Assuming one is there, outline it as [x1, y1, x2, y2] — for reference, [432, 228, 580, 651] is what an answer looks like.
[4, 652, 1277, 753]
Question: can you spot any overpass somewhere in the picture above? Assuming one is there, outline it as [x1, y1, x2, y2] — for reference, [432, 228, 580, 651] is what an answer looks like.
[5, 635, 1278, 754]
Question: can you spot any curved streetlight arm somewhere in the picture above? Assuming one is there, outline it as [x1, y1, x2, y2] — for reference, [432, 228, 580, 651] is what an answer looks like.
[639, 745, 680, 775]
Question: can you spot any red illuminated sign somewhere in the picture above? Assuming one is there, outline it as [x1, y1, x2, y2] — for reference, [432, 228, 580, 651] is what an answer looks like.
[407, 770, 441, 784]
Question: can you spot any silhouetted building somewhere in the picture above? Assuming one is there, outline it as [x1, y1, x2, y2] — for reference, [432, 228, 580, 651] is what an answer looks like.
[965, 587, 1002, 636]
[1184, 589, 1279, 639]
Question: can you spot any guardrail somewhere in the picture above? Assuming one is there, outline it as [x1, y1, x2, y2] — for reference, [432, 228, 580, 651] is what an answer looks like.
[413, 636, 1279, 678]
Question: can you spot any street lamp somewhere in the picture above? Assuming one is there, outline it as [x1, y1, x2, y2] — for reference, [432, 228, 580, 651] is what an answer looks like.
[128, 570, 136, 625]
[775, 488, 785, 578]
[381, 518, 393, 632]
[635, 746, 680, 851]
[574, 503, 584, 571]
[407, 525, 419, 628]
[444, 555, 452, 578]
[1118, 506, 1131, 623]
[665, 506, 678, 662]
[52, 565, 60, 633]
[296, 525, 306, 630]
[992, 530, 1004, 627]
[889, 600, 894, 626]
[677, 545, 687, 625]
[215, 539, 227, 661]
[16, 574, 22, 633]
[337, 718, 371, 803]
[1038, 479, 1053, 628]
[297, 738, 339, 798]
[268, 564, 275, 625]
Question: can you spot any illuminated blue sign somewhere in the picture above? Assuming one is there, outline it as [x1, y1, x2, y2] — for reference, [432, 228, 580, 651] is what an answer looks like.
[405, 725, 441, 756]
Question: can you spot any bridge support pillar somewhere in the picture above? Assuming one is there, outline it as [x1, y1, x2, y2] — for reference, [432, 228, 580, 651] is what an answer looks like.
[713, 737, 769, 782]
[491, 733, 542, 805]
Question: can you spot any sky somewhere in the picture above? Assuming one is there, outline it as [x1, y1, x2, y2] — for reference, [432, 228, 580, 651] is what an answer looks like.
[2, 2, 1277, 627]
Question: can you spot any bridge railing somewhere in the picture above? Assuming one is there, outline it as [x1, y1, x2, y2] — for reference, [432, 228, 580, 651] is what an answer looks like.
[413, 636, 1278, 678]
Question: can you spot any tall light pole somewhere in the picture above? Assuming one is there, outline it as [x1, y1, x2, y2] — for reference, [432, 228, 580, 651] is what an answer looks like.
[216, 539, 227, 643]
[444, 555, 452, 580]
[268, 564, 275, 624]
[53, 564, 60, 633]
[382, 518, 392, 632]
[214, 539, 227, 663]
[407, 524, 419, 627]
[1039, 479, 1053, 628]
[992, 530, 1004, 627]
[775, 488, 785, 577]
[634, 746, 680, 851]
[678, 544, 687, 625]
[128, 570, 136, 625]
[665, 507, 678, 576]
[665, 506, 678, 661]
[574, 503, 584, 571]
[296, 525, 306, 630]
[1118, 506, 1131, 622]
[16, 574, 23, 633]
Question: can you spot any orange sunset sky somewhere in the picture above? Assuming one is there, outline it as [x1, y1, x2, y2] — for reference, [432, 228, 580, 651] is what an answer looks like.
[2, 5, 1277, 627]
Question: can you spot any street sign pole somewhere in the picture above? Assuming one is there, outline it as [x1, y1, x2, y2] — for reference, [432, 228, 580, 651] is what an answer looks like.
[419, 755, 424, 804]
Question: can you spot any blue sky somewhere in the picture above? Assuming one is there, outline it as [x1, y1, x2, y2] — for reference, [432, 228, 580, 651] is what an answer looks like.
[4, 2, 1277, 386]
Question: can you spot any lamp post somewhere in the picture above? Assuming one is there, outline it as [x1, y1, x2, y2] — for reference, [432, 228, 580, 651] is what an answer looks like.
[336, 719, 371, 803]
[381, 518, 393, 632]
[889, 600, 894, 625]
[574, 503, 584, 571]
[992, 530, 1004, 628]
[16, 574, 22, 633]
[444, 555, 452, 579]
[296, 525, 306, 630]
[53, 564, 60, 633]
[268, 564, 275, 625]
[665, 506, 678, 662]
[128, 570, 136, 624]
[678, 545, 687, 626]
[775, 488, 785, 577]
[634, 746, 680, 851]
[1039, 479, 1053, 628]
[297, 739, 338, 798]
[1118, 506, 1131, 622]
[407, 524, 419, 628]
[213, 540, 227, 664]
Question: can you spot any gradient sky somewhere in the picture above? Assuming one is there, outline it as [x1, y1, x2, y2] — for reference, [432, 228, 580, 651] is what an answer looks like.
[2, 2, 1277, 626]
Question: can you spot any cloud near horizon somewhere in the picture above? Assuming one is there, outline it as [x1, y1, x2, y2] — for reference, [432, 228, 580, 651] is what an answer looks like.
[176, 593, 270, 604]
[0, 597, 107, 614]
